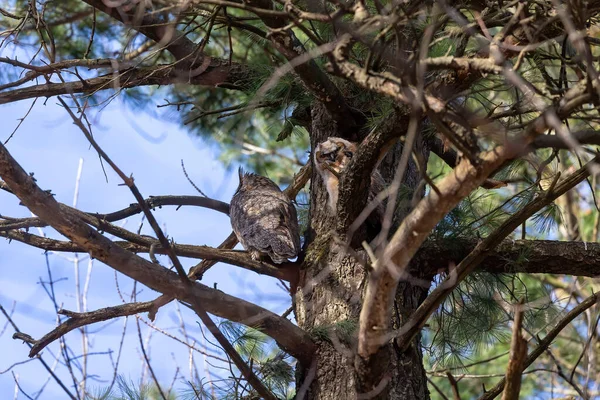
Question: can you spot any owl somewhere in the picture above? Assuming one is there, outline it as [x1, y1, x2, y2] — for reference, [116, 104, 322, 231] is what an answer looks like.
[314, 137, 385, 223]
[230, 169, 301, 264]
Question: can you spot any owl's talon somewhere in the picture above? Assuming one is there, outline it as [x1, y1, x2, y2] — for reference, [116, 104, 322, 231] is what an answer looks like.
[250, 250, 261, 261]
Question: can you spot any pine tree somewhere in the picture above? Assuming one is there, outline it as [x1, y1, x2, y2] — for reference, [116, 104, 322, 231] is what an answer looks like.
[2, 1, 600, 399]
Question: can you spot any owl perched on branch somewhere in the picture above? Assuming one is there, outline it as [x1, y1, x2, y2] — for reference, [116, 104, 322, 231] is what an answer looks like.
[230, 169, 301, 264]
[314, 137, 386, 226]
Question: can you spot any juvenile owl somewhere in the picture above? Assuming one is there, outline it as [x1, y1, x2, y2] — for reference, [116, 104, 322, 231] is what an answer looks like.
[230, 169, 301, 264]
[314, 137, 385, 222]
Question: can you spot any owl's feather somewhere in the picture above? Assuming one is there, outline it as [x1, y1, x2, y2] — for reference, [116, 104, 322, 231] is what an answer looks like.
[230, 170, 301, 264]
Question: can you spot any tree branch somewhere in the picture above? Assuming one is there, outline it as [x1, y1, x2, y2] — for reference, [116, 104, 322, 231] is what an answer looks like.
[3, 166, 313, 362]
[531, 130, 600, 149]
[18, 302, 156, 357]
[430, 129, 600, 172]
[0, 306, 77, 400]
[415, 238, 600, 278]
[0, 62, 250, 105]
[189, 301, 278, 400]
[0, 194, 229, 232]
[0, 229, 292, 281]
[502, 301, 527, 400]
[479, 292, 600, 400]
[246, 0, 359, 134]
[80, 0, 198, 62]
[0, 141, 315, 365]
[395, 156, 599, 352]
[60, 95, 191, 280]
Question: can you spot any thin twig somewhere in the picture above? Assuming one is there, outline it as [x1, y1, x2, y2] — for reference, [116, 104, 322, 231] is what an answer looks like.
[189, 301, 278, 400]
[0, 306, 76, 400]
[57, 96, 189, 281]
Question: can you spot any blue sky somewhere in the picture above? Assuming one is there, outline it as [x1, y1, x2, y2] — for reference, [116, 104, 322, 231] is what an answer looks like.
[0, 97, 291, 398]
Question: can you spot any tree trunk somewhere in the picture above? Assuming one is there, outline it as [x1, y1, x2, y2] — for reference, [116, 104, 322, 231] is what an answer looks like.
[295, 103, 432, 399]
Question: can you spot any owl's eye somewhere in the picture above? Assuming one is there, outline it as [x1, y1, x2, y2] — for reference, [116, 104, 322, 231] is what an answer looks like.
[344, 151, 353, 158]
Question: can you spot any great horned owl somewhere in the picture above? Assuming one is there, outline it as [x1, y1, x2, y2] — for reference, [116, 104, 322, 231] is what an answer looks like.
[314, 137, 385, 223]
[230, 169, 301, 264]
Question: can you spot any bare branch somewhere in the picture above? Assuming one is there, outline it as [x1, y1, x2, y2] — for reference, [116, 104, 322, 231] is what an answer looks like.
[0, 194, 229, 232]
[0, 230, 292, 281]
[189, 301, 278, 400]
[59, 96, 190, 280]
[0, 62, 250, 105]
[23, 302, 156, 357]
[0, 141, 315, 365]
[0, 306, 77, 400]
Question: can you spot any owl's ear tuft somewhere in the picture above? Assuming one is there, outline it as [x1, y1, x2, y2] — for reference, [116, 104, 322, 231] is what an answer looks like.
[235, 167, 245, 192]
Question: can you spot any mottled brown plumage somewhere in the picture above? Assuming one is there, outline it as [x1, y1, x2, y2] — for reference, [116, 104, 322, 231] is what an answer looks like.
[314, 137, 386, 226]
[230, 169, 301, 264]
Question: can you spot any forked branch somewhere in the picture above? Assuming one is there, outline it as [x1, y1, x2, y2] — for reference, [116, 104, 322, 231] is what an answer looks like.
[18, 302, 157, 358]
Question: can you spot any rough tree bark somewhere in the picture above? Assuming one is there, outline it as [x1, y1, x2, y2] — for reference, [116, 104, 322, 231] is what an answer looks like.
[295, 103, 432, 399]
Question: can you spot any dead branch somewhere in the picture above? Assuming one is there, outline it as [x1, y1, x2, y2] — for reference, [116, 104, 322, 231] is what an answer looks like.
[0, 194, 229, 233]
[22, 302, 155, 357]
[0, 62, 249, 105]
[0, 57, 125, 91]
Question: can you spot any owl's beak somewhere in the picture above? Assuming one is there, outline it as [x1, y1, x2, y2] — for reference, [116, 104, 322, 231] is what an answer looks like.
[324, 163, 341, 179]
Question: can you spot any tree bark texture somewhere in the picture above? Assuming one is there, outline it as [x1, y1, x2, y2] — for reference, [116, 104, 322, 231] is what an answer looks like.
[295, 103, 431, 399]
